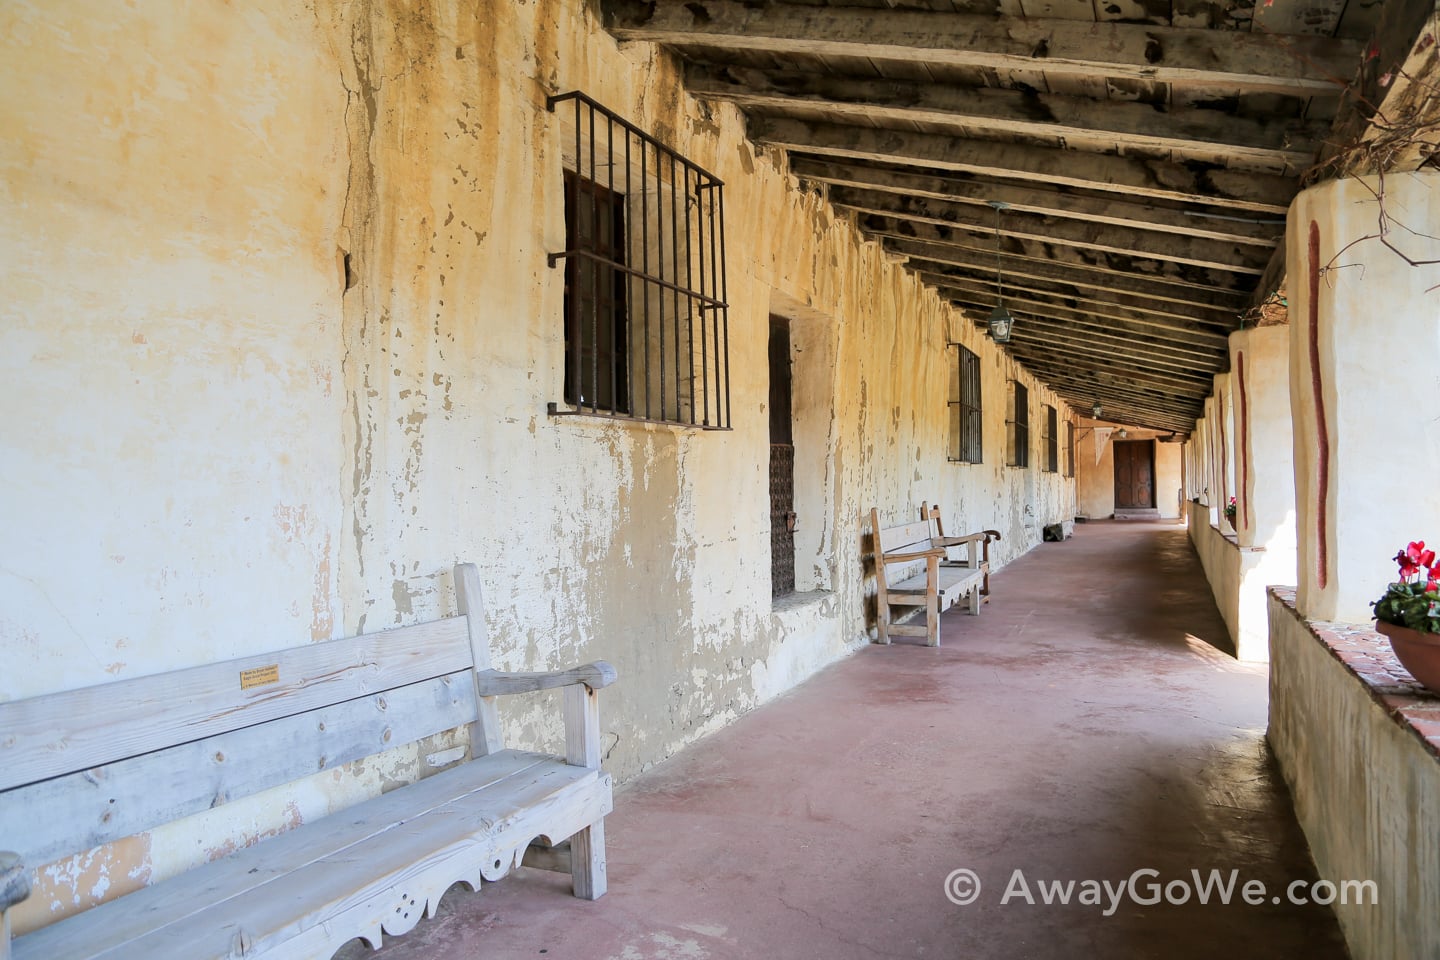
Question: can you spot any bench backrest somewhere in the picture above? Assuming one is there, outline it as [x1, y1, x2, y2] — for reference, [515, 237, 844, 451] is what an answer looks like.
[0, 564, 498, 871]
[872, 510, 934, 557]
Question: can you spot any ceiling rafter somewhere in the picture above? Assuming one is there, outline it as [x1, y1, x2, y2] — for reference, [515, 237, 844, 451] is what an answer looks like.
[860, 217, 1256, 293]
[913, 265, 1234, 327]
[790, 159, 1284, 246]
[687, 64, 1322, 171]
[881, 237, 1248, 313]
[830, 187, 1273, 273]
[754, 118, 1298, 213]
[933, 281, 1236, 345]
[607, 0, 1363, 96]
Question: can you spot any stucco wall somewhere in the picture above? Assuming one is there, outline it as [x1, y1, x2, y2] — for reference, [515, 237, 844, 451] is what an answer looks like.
[1287, 172, 1440, 623]
[1268, 593, 1440, 960]
[1, 0, 1075, 929]
[1074, 421, 1182, 519]
[1186, 499, 1283, 661]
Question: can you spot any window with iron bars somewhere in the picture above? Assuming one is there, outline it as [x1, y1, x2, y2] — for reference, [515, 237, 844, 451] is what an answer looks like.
[1042, 404, 1058, 473]
[547, 92, 731, 429]
[948, 344, 982, 464]
[1065, 420, 1076, 478]
[1007, 381, 1029, 468]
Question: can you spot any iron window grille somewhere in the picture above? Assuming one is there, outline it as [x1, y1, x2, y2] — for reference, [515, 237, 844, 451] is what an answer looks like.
[1065, 421, 1076, 478]
[1007, 381, 1029, 468]
[1043, 404, 1059, 473]
[546, 91, 731, 429]
[948, 344, 982, 464]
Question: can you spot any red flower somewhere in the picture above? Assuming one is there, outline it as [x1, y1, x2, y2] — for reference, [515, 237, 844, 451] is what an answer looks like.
[1395, 541, 1436, 580]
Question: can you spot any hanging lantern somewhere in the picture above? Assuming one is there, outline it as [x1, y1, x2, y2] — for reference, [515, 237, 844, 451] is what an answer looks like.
[987, 201, 1017, 344]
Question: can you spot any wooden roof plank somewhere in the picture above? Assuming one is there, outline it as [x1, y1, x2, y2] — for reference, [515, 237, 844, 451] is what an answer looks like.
[752, 117, 1298, 212]
[686, 63, 1323, 170]
[833, 188, 1273, 272]
[606, 0, 1364, 96]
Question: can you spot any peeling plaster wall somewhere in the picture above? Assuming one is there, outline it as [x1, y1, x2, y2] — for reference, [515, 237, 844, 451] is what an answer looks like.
[1, 0, 1074, 927]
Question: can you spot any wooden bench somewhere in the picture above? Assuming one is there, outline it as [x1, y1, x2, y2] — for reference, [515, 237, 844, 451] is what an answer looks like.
[921, 502, 1003, 604]
[871, 507, 986, 646]
[0, 562, 615, 960]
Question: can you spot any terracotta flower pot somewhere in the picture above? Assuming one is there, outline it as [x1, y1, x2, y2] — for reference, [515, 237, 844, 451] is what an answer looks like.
[1375, 620, 1440, 693]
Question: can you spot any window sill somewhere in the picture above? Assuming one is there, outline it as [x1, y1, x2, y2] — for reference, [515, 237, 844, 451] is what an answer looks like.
[547, 404, 730, 432]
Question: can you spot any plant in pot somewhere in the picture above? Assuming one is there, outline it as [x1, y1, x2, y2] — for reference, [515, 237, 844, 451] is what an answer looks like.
[1373, 541, 1440, 692]
[1223, 496, 1237, 524]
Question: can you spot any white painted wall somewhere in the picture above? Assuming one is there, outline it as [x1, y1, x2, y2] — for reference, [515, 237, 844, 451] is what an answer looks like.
[1287, 172, 1440, 623]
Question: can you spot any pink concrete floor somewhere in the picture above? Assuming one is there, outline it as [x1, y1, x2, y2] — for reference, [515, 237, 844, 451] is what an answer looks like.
[339, 521, 1349, 959]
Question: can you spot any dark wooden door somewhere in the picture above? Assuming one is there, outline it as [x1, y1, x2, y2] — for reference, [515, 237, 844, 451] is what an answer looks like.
[1113, 440, 1155, 509]
[769, 317, 796, 598]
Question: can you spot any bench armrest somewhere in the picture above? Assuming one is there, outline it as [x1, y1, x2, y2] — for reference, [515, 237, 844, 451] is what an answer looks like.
[881, 546, 946, 563]
[475, 661, 617, 697]
[1, 851, 28, 912]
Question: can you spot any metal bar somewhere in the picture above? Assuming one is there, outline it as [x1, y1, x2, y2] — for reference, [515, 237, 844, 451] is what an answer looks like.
[669, 151, 681, 423]
[569, 99, 582, 407]
[657, 136, 667, 421]
[624, 122, 634, 418]
[695, 168, 710, 426]
[683, 165, 697, 425]
[547, 91, 725, 186]
[607, 113, 618, 416]
[718, 188, 731, 429]
[588, 102, 599, 414]
[639, 133, 651, 421]
[546, 250, 725, 307]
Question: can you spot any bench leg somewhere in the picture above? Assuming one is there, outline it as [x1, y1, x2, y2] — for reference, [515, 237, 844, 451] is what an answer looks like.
[570, 820, 607, 900]
[563, 684, 609, 900]
[969, 584, 981, 615]
[926, 556, 940, 647]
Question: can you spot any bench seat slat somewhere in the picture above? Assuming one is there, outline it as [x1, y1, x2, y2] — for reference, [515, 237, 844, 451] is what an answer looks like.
[2, 672, 479, 868]
[0, 617, 475, 792]
[891, 568, 984, 599]
[15, 750, 609, 960]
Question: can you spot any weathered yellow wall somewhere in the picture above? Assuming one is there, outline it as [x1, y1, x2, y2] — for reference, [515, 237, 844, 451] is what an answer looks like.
[1, 0, 1075, 928]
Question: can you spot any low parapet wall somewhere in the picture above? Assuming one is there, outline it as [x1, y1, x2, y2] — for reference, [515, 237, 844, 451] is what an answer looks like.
[1267, 588, 1440, 960]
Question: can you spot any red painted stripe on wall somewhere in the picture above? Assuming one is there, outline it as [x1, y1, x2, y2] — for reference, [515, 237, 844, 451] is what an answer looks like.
[1237, 351, 1250, 531]
[1308, 221, 1330, 589]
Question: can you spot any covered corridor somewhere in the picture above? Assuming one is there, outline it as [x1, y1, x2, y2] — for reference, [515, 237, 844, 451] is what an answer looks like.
[338, 521, 1349, 960]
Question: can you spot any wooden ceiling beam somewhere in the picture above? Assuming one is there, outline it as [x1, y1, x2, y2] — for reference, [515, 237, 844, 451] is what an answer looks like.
[790, 158, 1282, 247]
[933, 278, 1234, 344]
[861, 218, 1257, 293]
[1008, 368, 1208, 419]
[950, 303, 1226, 373]
[881, 237, 1248, 313]
[754, 118, 1296, 213]
[1043, 393, 1196, 432]
[914, 264, 1233, 327]
[1018, 359, 1213, 400]
[689, 64, 1321, 172]
[607, 0, 1363, 97]
[1015, 353, 1213, 397]
[832, 189, 1271, 274]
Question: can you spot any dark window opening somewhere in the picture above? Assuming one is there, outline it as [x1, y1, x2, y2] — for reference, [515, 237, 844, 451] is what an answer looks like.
[1043, 404, 1059, 473]
[949, 345, 983, 464]
[1065, 420, 1076, 478]
[563, 171, 629, 414]
[1008, 382, 1029, 468]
